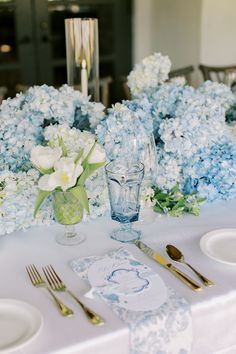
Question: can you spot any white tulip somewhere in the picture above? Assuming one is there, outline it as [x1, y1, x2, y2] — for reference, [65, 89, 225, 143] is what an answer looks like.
[87, 144, 106, 164]
[31, 146, 62, 170]
[38, 174, 56, 191]
[40, 157, 83, 192]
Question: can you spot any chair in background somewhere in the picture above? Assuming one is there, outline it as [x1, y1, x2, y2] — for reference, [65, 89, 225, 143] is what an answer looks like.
[99, 76, 112, 107]
[169, 65, 194, 85]
[121, 66, 195, 101]
[0, 86, 7, 104]
[121, 76, 131, 100]
[199, 64, 236, 83]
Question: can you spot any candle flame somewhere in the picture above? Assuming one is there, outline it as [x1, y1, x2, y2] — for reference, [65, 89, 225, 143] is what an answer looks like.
[82, 59, 86, 69]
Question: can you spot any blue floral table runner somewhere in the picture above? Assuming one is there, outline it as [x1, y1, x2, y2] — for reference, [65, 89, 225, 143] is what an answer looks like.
[71, 248, 192, 354]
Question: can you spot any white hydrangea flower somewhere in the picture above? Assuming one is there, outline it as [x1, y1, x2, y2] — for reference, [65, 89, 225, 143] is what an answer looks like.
[127, 53, 171, 96]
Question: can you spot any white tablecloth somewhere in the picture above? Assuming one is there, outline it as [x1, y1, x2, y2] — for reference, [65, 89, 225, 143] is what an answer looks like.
[1, 198, 236, 354]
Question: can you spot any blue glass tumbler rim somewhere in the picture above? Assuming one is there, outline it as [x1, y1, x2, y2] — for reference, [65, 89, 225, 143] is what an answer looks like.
[105, 160, 144, 175]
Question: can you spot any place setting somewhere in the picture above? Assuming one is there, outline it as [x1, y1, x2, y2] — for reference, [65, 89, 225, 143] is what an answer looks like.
[1, 7, 236, 354]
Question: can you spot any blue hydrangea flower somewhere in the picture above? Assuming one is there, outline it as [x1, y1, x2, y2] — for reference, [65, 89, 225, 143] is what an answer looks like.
[0, 84, 104, 172]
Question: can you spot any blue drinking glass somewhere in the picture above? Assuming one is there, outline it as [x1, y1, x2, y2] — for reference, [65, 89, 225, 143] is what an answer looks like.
[105, 160, 144, 243]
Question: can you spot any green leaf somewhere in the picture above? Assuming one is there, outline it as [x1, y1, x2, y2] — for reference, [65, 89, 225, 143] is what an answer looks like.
[169, 209, 183, 217]
[58, 136, 67, 157]
[74, 148, 84, 164]
[170, 183, 179, 194]
[69, 185, 90, 214]
[196, 197, 206, 203]
[187, 207, 200, 216]
[78, 162, 106, 185]
[172, 200, 185, 210]
[153, 205, 164, 214]
[34, 190, 51, 217]
[82, 141, 97, 164]
[155, 192, 168, 201]
[37, 167, 54, 175]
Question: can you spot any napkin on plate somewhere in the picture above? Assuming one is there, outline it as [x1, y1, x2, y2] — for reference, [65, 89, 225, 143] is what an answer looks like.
[70, 247, 192, 354]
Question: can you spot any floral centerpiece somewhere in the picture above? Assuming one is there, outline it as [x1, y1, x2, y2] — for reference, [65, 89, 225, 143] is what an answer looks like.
[2, 53, 236, 237]
[30, 124, 106, 245]
[0, 85, 107, 236]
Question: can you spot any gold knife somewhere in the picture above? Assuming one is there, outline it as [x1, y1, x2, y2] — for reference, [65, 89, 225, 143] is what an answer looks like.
[134, 240, 202, 292]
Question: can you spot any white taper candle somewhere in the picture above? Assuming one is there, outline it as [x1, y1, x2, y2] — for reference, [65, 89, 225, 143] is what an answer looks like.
[81, 59, 88, 96]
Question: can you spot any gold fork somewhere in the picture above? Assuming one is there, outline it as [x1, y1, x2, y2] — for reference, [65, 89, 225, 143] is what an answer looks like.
[26, 264, 73, 317]
[43, 265, 105, 326]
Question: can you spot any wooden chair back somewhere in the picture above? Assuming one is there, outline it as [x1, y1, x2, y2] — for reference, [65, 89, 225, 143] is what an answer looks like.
[199, 64, 236, 83]
[169, 65, 194, 85]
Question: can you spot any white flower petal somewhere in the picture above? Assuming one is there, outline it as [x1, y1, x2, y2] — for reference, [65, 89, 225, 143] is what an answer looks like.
[38, 174, 55, 191]
[31, 146, 62, 170]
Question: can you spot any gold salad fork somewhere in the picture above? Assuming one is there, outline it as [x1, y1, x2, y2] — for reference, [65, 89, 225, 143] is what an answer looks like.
[43, 265, 105, 326]
[26, 264, 73, 317]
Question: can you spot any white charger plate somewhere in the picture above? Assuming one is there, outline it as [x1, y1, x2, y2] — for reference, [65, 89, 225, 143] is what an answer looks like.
[200, 228, 236, 265]
[0, 299, 43, 353]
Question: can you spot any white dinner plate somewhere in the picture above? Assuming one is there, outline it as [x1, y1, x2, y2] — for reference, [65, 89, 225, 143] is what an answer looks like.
[200, 228, 236, 265]
[0, 299, 43, 353]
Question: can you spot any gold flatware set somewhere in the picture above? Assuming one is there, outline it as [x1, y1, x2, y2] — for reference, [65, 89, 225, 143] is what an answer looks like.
[26, 264, 104, 325]
[166, 244, 214, 287]
[134, 240, 214, 291]
[26, 242, 214, 323]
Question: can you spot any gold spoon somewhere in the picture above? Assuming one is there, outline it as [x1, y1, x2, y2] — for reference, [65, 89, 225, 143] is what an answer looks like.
[166, 244, 214, 287]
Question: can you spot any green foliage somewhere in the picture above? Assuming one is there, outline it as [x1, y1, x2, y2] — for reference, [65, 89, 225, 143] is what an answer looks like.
[152, 183, 206, 217]
[34, 190, 51, 217]
[69, 185, 90, 214]
[58, 136, 68, 156]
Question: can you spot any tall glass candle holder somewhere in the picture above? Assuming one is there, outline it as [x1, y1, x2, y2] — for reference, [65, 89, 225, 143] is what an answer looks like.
[65, 18, 99, 101]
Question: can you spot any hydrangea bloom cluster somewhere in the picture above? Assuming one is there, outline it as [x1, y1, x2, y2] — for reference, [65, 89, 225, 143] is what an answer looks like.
[159, 91, 229, 157]
[0, 169, 53, 235]
[127, 53, 171, 97]
[183, 137, 236, 201]
[123, 53, 236, 202]
[96, 99, 157, 181]
[96, 99, 153, 160]
[0, 85, 105, 235]
[0, 84, 104, 172]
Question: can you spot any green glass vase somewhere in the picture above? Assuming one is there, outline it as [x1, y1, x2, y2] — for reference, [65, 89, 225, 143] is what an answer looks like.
[52, 190, 85, 246]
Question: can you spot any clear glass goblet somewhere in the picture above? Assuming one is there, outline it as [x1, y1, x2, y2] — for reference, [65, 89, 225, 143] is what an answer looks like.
[105, 160, 144, 243]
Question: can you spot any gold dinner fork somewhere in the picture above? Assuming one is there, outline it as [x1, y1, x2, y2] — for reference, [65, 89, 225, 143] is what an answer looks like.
[43, 265, 105, 326]
[26, 264, 74, 317]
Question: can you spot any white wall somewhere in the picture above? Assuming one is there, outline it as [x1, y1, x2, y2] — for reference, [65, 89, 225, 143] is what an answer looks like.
[200, 0, 236, 65]
[132, 0, 153, 65]
[133, 0, 202, 85]
[150, 0, 201, 70]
